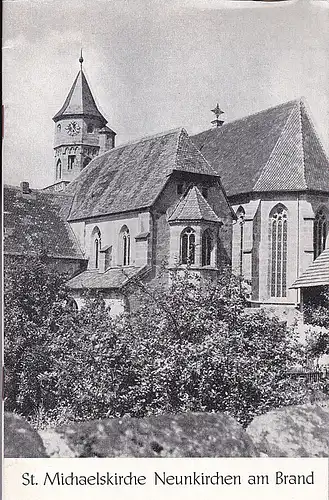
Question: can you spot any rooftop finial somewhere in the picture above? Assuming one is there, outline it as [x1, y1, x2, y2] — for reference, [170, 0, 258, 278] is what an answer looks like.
[211, 103, 225, 127]
[79, 48, 84, 70]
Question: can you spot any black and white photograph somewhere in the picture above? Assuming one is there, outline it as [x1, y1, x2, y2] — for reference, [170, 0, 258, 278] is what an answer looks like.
[2, 0, 329, 474]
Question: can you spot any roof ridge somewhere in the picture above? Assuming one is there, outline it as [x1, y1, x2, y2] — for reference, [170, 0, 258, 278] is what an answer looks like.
[169, 185, 220, 223]
[195, 98, 302, 137]
[300, 99, 329, 162]
[189, 134, 219, 176]
[253, 102, 304, 190]
[298, 100, 307, 187]
[174, 128, 184, 170]
[191, 186, 203, 218]
[94, 127, 184, 162]
[4, 183, 75, 199]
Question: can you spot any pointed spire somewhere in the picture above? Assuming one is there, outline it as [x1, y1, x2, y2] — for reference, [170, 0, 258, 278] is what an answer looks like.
[211, 103, 225, 127]
[79, 48, 84, 71]
[53, 58, 107, 124]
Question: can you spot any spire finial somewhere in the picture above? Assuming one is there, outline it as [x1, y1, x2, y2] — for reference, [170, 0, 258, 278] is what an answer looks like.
[79, 48, 84, 70]
[211, 102, 225, 127]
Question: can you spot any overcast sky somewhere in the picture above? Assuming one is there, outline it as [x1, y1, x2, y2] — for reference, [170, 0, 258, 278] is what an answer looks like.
[3, 0, 329, 188]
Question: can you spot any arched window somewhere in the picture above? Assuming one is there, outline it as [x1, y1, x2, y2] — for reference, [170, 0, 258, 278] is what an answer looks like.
[57, 124, 61, 133]
[87, 123, 94, 133]
[236, 206, 245, 276]
[202, 229, 213, 266]
[95, 238, 100, 268]
[269, 204, 287, 298]
[56, 159, 62, 180]
[120, 226, 130, 266]
[181, 227, 195, 264]
[91, 227, 101, 269]
[313, 209, 327, 259]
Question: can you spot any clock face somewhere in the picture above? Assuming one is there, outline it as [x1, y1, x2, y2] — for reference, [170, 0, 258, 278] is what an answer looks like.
[65, 121, 81, 136]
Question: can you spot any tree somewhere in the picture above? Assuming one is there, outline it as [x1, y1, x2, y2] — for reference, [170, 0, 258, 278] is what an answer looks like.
[4, 256, 70, 415]
[303, 287, 329, 365]
[4, 260, 312, 427]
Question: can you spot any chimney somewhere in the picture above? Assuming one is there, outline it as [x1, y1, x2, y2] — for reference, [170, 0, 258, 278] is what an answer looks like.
[20, 181, 30, 194]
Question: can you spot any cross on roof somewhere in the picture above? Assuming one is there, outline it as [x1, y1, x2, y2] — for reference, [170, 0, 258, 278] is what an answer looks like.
[211, 103, 225, 127]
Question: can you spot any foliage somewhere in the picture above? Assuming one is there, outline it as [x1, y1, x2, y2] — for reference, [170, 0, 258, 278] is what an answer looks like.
[4, 257, 70, 416]
[304, 286, 329, 329]
[303, 287, 329, 364]
[4, 260, 312, 428]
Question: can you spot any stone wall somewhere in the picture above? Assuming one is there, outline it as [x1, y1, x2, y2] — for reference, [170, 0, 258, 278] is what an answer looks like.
[5, 402, 329, 458]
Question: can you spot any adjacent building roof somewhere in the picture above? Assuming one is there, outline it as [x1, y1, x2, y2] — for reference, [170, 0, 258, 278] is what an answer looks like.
[67, 128, 219, 221]
[4, 185, 84, 260]
[53, 70, 107, 123]
[291, 249, 329, 289]
[169, 186, 221, 223]
[67, 266, 147, 290]
[192, 99, 329, 197]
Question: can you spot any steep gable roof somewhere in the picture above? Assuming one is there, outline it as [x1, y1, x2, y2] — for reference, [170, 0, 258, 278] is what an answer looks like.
[192, 99, 329, 197]
[4, 185, 84, 260]
[291, 249, 329, 288]
[53, 70, 107, 123]
[169, 186, 220, 223]
[67, 128, 219, 221]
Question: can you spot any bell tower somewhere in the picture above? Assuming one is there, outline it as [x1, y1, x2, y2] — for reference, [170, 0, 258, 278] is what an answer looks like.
[48, 51, 116, 191]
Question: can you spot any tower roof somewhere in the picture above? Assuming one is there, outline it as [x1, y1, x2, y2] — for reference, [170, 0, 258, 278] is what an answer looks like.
[192, 99, 329, 197]
[53, 69, 107, 123]
[169, 186, 221, 223]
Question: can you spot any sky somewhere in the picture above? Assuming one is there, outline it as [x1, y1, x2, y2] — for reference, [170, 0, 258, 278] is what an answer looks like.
[3, 0, 329, 188]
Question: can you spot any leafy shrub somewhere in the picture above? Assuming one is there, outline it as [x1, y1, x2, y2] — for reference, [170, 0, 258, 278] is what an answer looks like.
[4, 261, 311, 427]
[304, 286, 329, 329]
[303, 287, 329, 366]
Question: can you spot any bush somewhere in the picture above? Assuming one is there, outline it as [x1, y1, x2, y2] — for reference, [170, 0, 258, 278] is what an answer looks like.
[4, 261, 311, 427]
[303, 287, 329, 365]
[4, 257, 70, 415]
[304, 286, 329, 329]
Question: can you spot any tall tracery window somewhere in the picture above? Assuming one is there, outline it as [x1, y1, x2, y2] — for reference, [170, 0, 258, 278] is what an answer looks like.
[91, 227, 101, 269]
[120, 226, 130, 266]
[236, 206, 245, 276]
[313, 209, 327, 259]
[181, 227, 195, 264]
[202, 229, 212, 266]
[269, 205, 287, 298]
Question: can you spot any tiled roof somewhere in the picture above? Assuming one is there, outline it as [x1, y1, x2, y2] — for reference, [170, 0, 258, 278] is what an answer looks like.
[67, 266, 146, 290]
[291, 249, 329, 288]
[67, 128, 219, 221]
[169, 186, 220, 223]
[192, 99, 329, 197]
[4, 185, 84, 260]
[53, 70, 107, 123]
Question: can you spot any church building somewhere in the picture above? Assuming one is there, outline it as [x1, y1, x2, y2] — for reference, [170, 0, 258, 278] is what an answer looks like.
[4, 56, 329, 318]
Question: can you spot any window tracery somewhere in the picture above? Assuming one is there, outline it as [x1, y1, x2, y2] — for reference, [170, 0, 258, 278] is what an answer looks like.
[202, 229, 212, 266]
[313, 209, 327, 259]
[269, 205, 287, 297]
[120, 226, 131, 266]
[181, 227, 195, 264]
